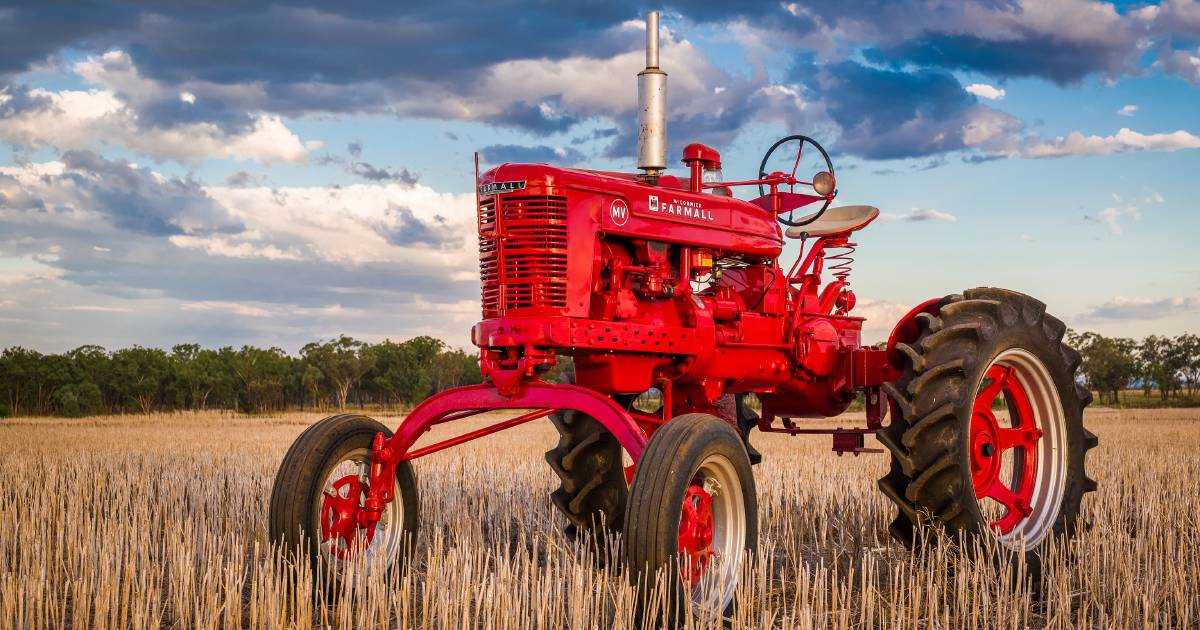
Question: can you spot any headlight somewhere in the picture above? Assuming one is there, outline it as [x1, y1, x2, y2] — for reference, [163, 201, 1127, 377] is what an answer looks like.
[812, 171, 835, 196]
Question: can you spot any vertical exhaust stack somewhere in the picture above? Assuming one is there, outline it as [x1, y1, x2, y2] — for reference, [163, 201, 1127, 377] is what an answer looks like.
[637, 11, 667, 178]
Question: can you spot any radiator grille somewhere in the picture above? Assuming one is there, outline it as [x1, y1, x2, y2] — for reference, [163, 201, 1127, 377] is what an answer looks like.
[478, 195, 568, 317]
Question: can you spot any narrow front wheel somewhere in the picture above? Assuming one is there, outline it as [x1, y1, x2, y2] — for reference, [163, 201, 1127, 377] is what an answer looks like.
[623, 414, 757, 624]
[268, 414, 419, 589]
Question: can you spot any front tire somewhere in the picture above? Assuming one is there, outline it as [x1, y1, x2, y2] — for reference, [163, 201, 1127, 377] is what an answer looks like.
[269, 414, 419, 588]
[878, 288, 1097, 554]
[624, 414, 757, 624]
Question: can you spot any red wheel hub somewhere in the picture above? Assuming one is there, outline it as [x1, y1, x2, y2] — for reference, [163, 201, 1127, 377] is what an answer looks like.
[677, 482, 715, 589]
[971, 364, 1043, 535]
[320, 474, 377, 559]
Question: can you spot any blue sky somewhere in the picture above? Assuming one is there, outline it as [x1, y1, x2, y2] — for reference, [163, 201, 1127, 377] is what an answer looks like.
[0, 0, 1198, 352]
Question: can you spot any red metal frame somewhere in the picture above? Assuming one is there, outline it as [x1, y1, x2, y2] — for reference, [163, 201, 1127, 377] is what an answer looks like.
[348, 140, 940, 533]
[357, 382, 649, 527]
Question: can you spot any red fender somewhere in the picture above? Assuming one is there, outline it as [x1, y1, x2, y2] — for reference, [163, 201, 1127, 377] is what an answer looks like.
[885, 298, 942, 370]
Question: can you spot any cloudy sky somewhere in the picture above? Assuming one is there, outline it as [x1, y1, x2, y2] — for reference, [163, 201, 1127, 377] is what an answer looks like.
[1, 0, 1198, 353]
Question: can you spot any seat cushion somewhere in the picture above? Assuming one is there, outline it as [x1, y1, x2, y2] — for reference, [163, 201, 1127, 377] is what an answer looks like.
[784, 205, 879, 238]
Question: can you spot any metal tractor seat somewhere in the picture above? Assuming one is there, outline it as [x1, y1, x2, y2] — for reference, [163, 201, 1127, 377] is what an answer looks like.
[784, 205, 879, 238]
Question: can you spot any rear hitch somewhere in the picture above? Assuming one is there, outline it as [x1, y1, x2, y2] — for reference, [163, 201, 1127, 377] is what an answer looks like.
[831, 429, 883, 456]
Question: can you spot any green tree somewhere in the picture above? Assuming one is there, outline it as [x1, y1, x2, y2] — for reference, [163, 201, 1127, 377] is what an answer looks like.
[111, 347, 171, 414]
[232, 346, 292, 413]
[1139, 335, 1187, 401]
[67, 346, 114, 412]
[1176, 333, 1200, 397]
[302, 336, 376, 409]
[430, 348, 482, 391]
[170, 344, 233, 410]
[367, 339, 429, 408]
[1067, 330, 1138, 404]
[0, 347, 40, 415]
[33, 353, 73, 414]
[301, 364, 327, 410]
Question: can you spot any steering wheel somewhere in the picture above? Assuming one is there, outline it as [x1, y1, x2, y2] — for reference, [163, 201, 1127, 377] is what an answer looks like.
[757, 134, 836, 227]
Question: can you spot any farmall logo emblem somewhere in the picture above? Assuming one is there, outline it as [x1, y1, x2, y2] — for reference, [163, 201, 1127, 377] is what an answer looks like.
[478, 180, 526, 196]
[647, 194, 716, 223]
[610, 199, 629, 226]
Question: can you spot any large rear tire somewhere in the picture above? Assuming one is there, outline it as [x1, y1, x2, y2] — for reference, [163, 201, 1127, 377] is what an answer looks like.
[624, 414, 757, 625]
[269, 414, 419, 589]
[878, 288, 1097, 555]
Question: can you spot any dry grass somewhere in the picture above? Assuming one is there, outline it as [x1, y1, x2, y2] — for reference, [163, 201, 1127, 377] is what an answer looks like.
[1, 408, 1197, 629]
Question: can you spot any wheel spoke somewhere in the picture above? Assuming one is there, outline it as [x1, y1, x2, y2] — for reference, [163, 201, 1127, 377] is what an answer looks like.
[975, 365, 1011, 411]
[995, 425, 1042, 452]
[979, 479, 1032, 528]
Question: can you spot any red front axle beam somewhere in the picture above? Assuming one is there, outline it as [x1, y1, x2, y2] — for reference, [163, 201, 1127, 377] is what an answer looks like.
[357, 381, 649, 527]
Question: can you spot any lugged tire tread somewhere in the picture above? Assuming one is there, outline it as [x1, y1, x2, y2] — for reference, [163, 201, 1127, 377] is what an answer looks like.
[545, 409, 628, 542]
[876, 287, 1096, 553]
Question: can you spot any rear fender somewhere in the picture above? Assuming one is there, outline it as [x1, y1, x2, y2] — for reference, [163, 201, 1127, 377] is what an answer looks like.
[885, 298, 943, 370]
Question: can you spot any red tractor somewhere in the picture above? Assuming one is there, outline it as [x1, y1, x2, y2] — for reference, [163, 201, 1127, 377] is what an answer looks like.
[269, 11, 1097, 620]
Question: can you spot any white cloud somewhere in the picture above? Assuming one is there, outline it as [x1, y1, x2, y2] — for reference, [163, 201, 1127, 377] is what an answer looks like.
[1084, 295, 1200, 320]
[51, 305, 133, 313]
[962, 106, 1024, 148]
[476, 36, 722, 121]
[1086, 195, 1143, 235]
[1095, 207, 1138, 235]
[853, 299, 913, 343]
[1022, 127, 1200, 157]
[166, 235, 304, 261]
[965, 83, 1006, 100]
[0, 157, 477, 273]
[1161, 48, 1200, 83]
[1117, 104, 1138, 116]
[199, 181, 477, 270]
[0, 51, 309, 164]
[879, 208, 958, 222]
[181, 301, 273, 318]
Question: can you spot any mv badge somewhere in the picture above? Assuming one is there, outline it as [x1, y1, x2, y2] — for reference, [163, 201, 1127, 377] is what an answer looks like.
[610, 198, 629, 226]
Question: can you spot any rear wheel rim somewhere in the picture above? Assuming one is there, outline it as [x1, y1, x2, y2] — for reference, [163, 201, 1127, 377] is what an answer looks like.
[316, 447, 405, 572]
[970, 348, 1067, 548]
[677, 452, 745, 611]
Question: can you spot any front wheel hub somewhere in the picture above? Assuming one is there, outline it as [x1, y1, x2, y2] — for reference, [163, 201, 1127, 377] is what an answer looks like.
[320, 474, 377, 559]
[678, 482, 715, 588]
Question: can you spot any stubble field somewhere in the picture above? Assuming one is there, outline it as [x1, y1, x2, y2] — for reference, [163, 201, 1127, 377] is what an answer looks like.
[0, 407, 1197, 629]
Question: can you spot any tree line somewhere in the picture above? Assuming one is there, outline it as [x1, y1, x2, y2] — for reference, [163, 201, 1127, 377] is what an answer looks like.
[0, 335, 482, 417]
[1067, 331, 1200, 404]
[2, 329, 1197, 418]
